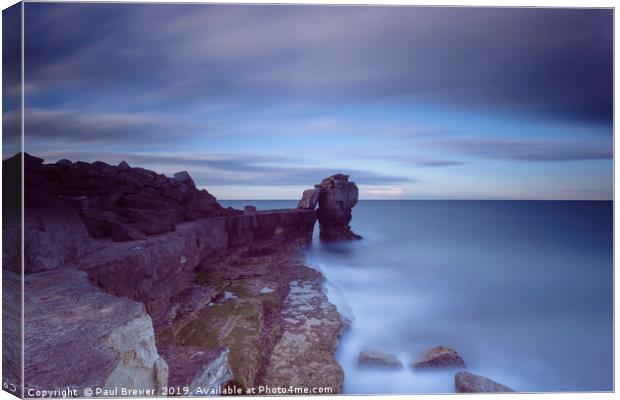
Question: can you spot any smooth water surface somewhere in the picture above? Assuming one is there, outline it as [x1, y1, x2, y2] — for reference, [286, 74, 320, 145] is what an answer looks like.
[221, 200, 613, 394]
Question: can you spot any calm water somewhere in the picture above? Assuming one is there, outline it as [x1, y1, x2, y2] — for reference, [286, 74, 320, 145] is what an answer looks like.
[220, 200, 613, 393]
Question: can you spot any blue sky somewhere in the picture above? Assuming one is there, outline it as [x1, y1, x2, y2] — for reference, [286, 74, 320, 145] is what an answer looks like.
[9, 4, 613, 199]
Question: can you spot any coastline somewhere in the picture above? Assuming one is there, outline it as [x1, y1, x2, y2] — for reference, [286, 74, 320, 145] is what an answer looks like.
[8, 154, 348, 396]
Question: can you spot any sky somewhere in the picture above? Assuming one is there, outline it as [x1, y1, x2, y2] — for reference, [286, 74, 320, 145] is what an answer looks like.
[5, 3, 613, 199]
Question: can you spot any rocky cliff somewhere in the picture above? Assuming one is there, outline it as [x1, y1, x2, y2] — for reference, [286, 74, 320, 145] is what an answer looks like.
[3, 154, 348, 396]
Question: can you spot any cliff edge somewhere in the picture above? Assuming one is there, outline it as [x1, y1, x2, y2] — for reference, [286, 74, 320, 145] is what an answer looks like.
[3, 154, 348, 396]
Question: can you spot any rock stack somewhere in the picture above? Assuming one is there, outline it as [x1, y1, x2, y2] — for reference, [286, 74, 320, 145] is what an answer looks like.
[298, 174, 361, 241]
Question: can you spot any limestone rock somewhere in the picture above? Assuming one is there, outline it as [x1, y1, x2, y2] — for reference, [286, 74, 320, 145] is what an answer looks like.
[25, 269, 168, 395]
[297, 188, 320, 210]
[160, 346, 232, 395]
[412, 345, 466, 369]
[316, 174, 361, 241]
[263, 261, 345, 393]
[25, 208, 92, 273]
[358, 350, 403, 369]
[455, 371, 514, 393]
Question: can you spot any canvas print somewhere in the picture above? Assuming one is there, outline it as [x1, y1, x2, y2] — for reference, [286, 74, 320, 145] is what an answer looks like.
[1, 2, 614, 398]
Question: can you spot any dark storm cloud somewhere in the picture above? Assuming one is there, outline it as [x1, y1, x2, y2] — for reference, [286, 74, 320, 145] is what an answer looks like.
[36, 151, 416, 187]
[24, 4, 612, 123]
[435, 139, 613, 161]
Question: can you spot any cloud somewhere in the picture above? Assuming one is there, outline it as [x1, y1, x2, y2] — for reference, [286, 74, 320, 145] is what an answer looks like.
[434, 138, 612, 161]
[23, 4, 612, 123]
[361, 186, 409, 198]
[34, 151, 417, 187]
[15, 108, 205, 148]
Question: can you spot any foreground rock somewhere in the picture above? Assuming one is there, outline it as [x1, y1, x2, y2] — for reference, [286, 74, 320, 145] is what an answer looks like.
[455, 371, 514, 393]
[24, 269, 168, 396]
[7, 153, 348, 396]
[263, 257, 345, 392]
[358, 350, 403, 369]
[159, 346, 232, 395]
[157, 242, 345, 393]
[411, 345, 466, 369]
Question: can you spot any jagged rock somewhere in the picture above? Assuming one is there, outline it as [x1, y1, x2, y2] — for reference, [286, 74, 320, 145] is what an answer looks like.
[24, 153, 44, 170]
[162, 183, 191, 202]
[358, 350, 403, 369]
[110, 222, 147, 242]
[25, 208, 92, 273]
[455, 372, 514, 393]
[297, 188, 320, 210]
[91, 160, 109, 169]
[174, 171, 195, 187]
[25, 269, 168, 395]
[159, 346, 232, 395]
[411, 345, 466, 369]
[244, 205, 257, 215]
[5, 154, 227, 243]
[316, 174, 361, 241]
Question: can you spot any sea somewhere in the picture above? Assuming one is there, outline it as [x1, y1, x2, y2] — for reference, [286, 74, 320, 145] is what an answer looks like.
[220, 200, 613, 394]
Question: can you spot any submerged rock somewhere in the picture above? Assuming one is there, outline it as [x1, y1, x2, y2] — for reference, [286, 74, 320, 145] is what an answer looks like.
[455, 371, 514, 393]
[411, 345, 466, 369]
[358, 350, 403, 369]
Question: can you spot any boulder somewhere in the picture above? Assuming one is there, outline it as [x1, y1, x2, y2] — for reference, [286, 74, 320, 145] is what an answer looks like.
[159, 346, 232, 395]
[411, 345, 466, 369]
[297, 188, 320, 210]
[24, 208, 92, 273]
[358, 350, 403, 369]
[55, 159, 73, 167]
[118, 160, 131, 170]
[316, 174, 361, 241]
[25, 269, 168, 395]
[455, 371, 514, 393]
[174, 171, 196, 188]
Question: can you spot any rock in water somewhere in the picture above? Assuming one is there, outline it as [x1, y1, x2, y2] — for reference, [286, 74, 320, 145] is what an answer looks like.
[316, 174, 361, 241]
[411, 345, 466, 369]
[297, 188, 320, 210]
[455, 371, 514, 393]
[358, 350, 403, 369]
